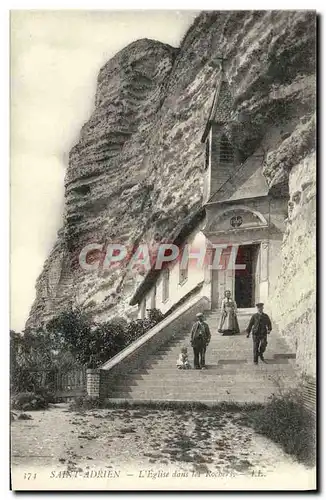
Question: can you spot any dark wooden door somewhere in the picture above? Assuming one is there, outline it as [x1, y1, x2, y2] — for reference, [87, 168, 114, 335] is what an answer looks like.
[235, 245, 256, 307]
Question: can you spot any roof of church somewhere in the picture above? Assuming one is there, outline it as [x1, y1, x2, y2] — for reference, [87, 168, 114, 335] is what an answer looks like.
[206, 150, 269, 204]
[201, 71, 233, 143]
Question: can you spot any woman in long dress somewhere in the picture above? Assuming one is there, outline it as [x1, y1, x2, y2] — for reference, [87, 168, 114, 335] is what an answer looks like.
[218, 290, 240, 335]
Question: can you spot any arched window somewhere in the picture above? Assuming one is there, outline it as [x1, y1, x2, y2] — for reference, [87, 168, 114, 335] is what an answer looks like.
[162, 268, 170, 302]
[219, 135, 234, 163]
[179, 248, 188, 285]
[205, 139, 210, 170]
[140, 298, 146, 319]
[150, 285, 156, 309]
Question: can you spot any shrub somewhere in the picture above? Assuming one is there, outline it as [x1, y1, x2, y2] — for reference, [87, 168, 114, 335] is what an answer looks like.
[246, 389, 316, 466]
[69, 396, 102, 411]
[17, 413, 33, 420]
[11, 392, 49, 411]
[147, 308, 165, 326]
[47, 307, 165, 370]
[124, 309, 165, 347]
[124, 319, 146, 346]
[34, 387, 57, 404]
[10, 365, 38, 393]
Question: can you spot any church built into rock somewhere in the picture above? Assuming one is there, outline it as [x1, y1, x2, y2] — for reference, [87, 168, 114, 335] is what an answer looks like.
[131, 64, 288, 320]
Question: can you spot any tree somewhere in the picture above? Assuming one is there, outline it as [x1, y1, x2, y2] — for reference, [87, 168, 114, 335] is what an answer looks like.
[46, 307, 165, 369]
[47, 307, 93, 366]
[10, 328, 60, 393]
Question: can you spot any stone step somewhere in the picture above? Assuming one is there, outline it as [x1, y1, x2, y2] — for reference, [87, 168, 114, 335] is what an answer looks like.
[121, 372, 296, 383]
[111, 390, 282, 402]
[109, 394, 272, 403]
[128, 384, 295, 394]
[153, 343, 291, 352]
[156, 337, 287, 346]
[105, 308, 298, 402]
[146, 360, 293, 369]
[140, 358, 294, 367]
[156, 347, 294, 354]
[112, 380, 288, 390]
[114, 370, 295, 381]
[145, 352, 293, 363]
[151, 350, 291, 359]
[110, 385, 284, 395]
[134, 363, 293, 377]
[158, 331, 285, 340]
[126, 389, 285, 398]
[110, 381, 296, 393]
[122, 383, 295, 393]
[206, 317, 252, 323]
[112, 376, 296, 390]
[206, 312, 254, 317]
[206, 315, 253, 320]
[111, 394, 278, 403]
[109, 383, 280, 391]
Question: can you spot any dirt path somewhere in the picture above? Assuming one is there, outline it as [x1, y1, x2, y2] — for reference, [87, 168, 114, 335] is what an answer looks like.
[11, 404, 315, 490]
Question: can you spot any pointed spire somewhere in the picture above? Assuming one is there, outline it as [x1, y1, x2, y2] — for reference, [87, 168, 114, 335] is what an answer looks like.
[212, 58, 233, 123]
[201, 56, 233, 143]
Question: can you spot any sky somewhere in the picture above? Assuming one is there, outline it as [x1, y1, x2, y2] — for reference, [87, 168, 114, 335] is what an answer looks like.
[10, 10, 199, 332]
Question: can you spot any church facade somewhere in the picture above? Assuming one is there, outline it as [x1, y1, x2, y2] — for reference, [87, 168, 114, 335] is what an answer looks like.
[130, 66, 288, 319]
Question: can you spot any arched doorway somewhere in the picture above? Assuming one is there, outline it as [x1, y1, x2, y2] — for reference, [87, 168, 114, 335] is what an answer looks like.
[234, 243, 260, 308]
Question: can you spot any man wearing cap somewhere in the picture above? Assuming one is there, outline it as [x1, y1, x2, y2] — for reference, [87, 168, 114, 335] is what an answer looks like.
[246, 303, 272, 364]
[190, 313, 211, 369]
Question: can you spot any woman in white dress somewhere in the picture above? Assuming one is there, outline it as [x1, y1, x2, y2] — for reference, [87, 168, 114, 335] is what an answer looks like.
[218, 290, 240, 335]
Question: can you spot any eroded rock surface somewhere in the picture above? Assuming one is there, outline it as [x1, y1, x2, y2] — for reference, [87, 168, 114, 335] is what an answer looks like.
[26, 12, 316, 345]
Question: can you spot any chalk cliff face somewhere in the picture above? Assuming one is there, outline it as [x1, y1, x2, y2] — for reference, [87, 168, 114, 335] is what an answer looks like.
[270, 152, 316, 377]
[27, 10, 316, 361]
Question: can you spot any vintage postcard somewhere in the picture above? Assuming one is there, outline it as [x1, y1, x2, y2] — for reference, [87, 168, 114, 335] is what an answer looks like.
[10, 10, 317, 491]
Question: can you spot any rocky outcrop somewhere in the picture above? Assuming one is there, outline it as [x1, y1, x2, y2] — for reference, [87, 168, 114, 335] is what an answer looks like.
[270, 152, 316, 377]
[26, 11, 316, 339]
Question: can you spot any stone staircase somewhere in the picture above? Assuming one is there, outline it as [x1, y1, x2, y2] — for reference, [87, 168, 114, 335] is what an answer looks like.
[108, 309, 298, 403]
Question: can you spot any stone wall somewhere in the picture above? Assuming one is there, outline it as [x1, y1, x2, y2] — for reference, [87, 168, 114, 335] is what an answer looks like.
[270, 153, 316, 377]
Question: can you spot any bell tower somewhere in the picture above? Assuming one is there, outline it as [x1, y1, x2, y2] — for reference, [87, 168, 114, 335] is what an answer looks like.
[201, 57, 239, 204]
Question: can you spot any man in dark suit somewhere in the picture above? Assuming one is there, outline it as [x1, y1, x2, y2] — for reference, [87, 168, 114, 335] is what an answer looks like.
[246, 303, 272, 364]
[190, 313, 211, 369]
